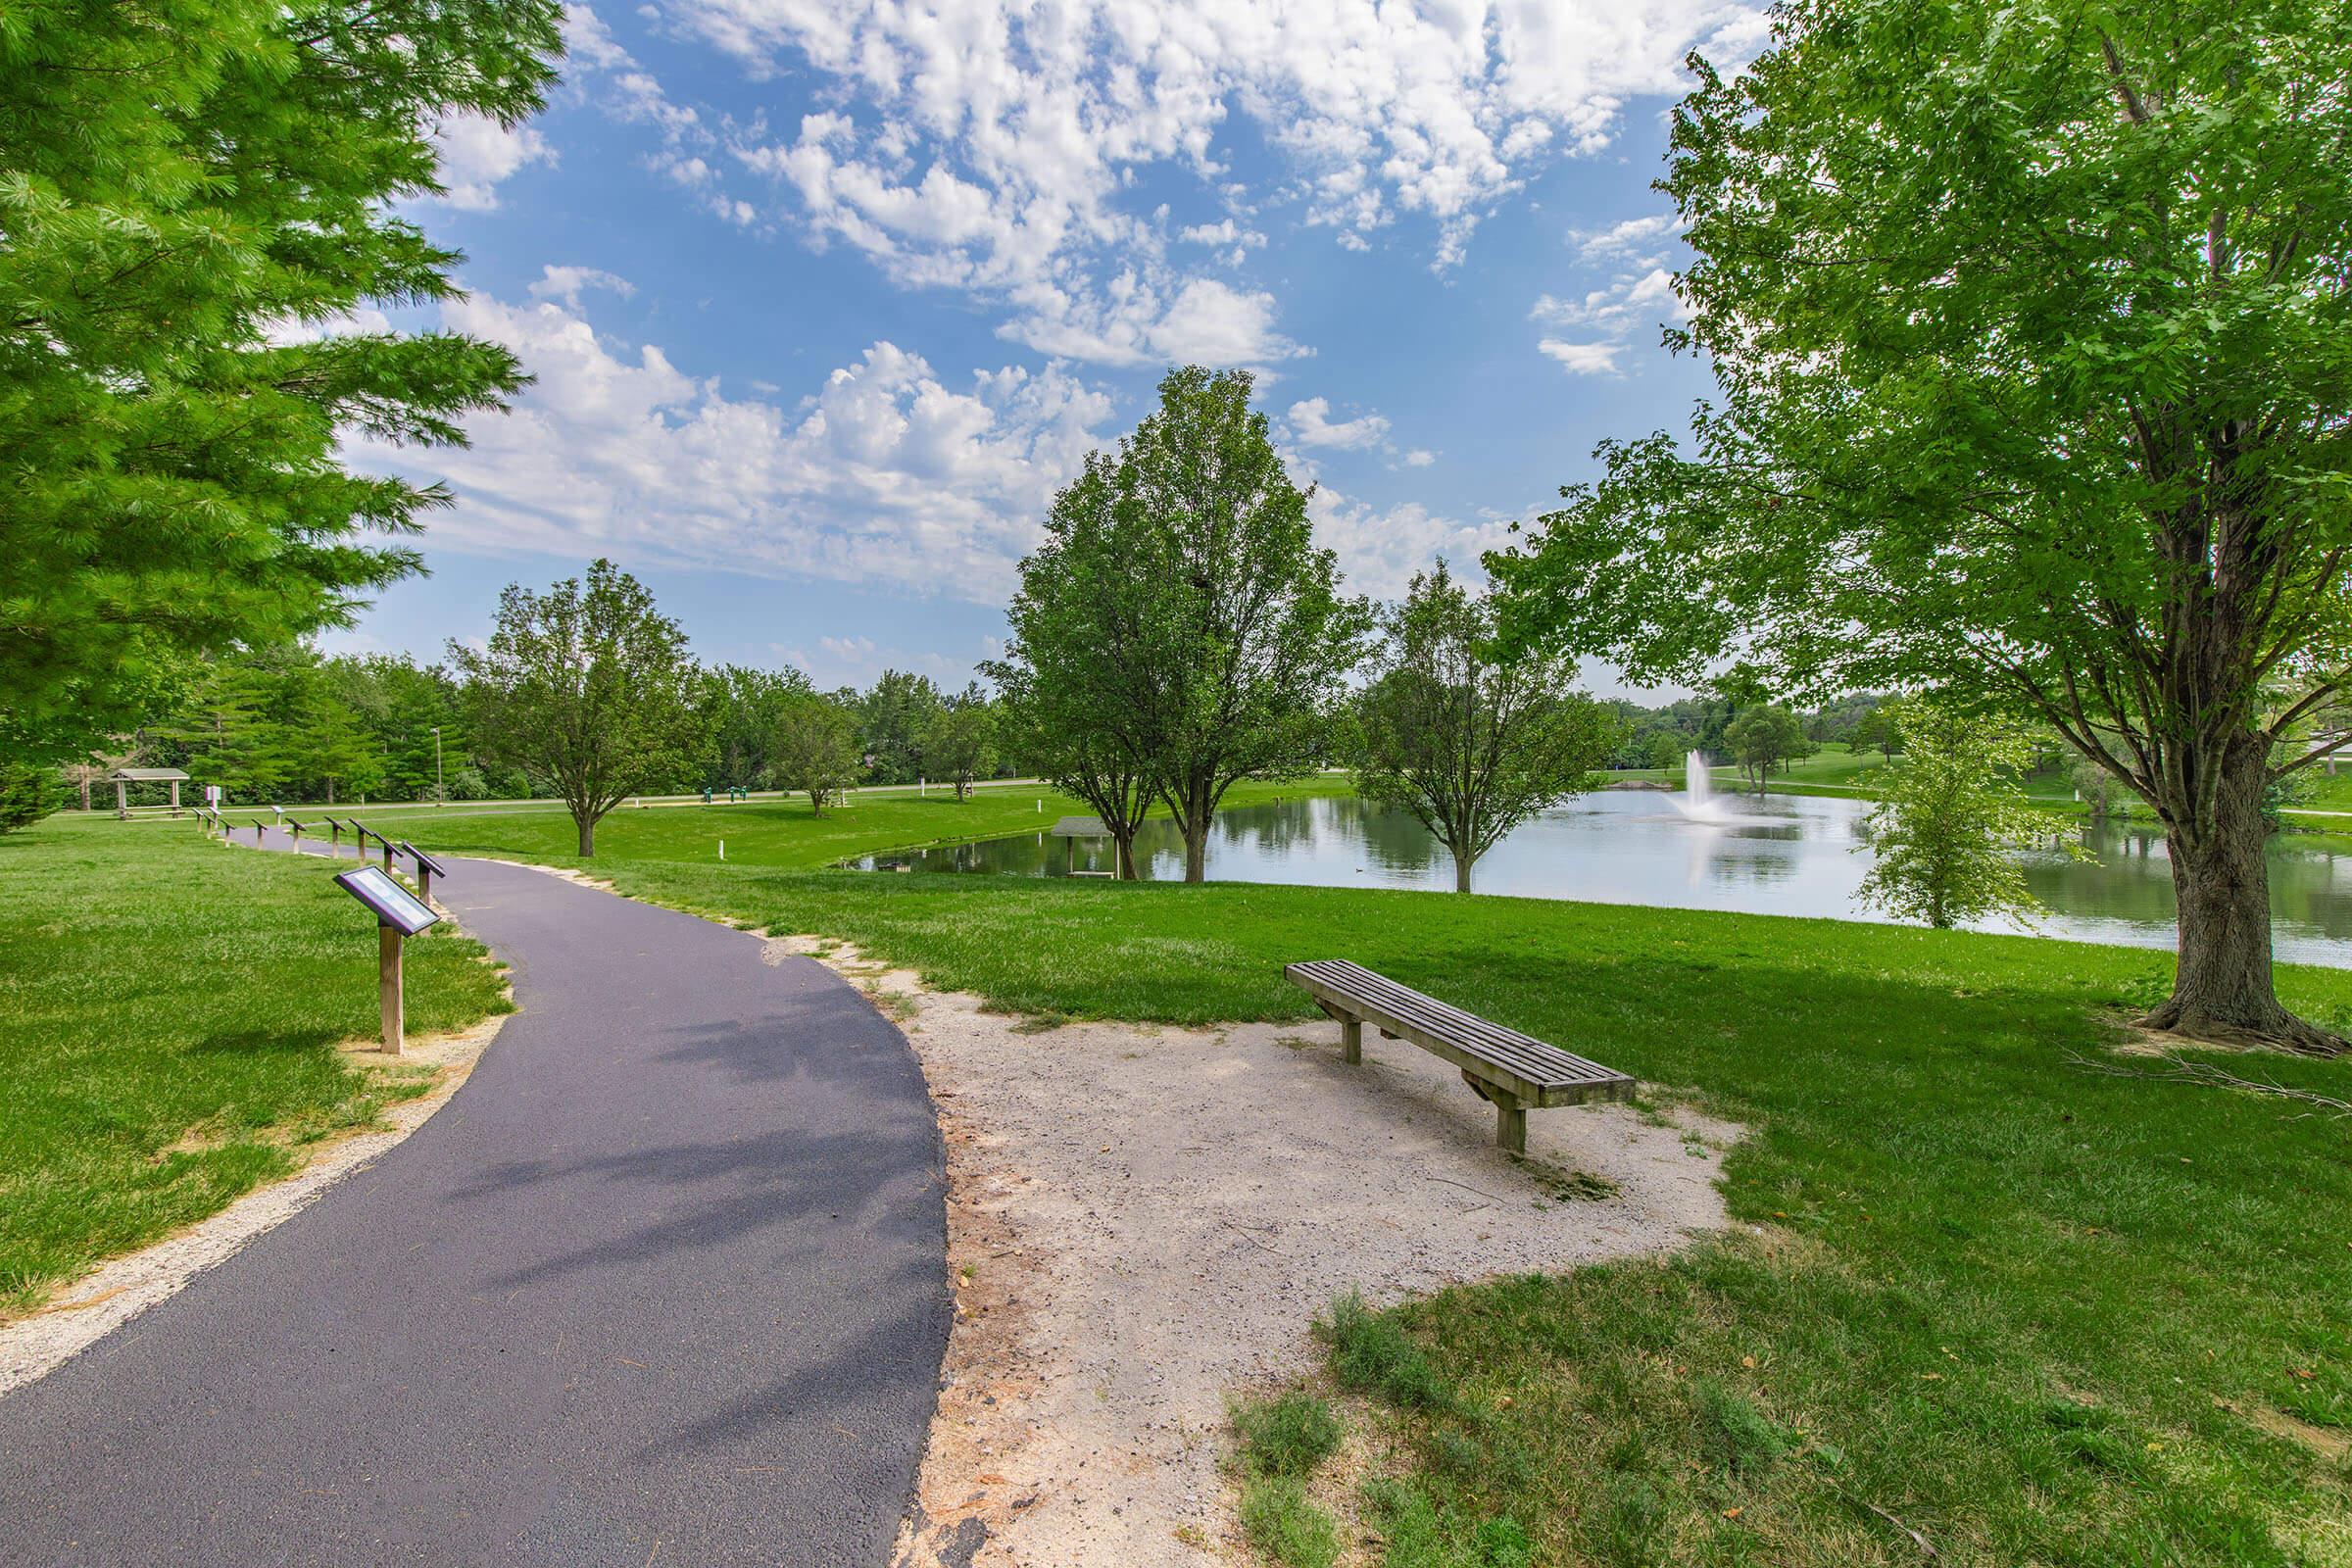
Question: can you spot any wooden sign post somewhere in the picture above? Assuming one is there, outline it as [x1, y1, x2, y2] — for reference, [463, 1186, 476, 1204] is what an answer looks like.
[333, 865, 441, 1055]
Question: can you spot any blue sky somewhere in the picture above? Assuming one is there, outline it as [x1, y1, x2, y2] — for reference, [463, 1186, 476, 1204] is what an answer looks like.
[334, 1, 1768, 697]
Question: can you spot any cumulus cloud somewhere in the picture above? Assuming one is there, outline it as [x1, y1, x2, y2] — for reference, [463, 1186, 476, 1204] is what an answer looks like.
[346, 287, 1119, 603]
[430, 114, 555, 210]
[693, 0, 1762, 363]
[1286, 397, 1392, 451]
[528, 265, 637, 308]
[1010, 274, 1303, 369]
[1307, 488, 1517, 603]
[1533, 212, 1690, 374]
[1537, 338, 1625, 375]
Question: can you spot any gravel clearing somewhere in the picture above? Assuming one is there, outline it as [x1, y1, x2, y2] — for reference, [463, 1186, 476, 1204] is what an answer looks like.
[778, 941, 1741, 1568]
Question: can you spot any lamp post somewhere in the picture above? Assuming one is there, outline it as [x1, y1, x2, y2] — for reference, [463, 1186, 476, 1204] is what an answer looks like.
[431, 725, 444, 806]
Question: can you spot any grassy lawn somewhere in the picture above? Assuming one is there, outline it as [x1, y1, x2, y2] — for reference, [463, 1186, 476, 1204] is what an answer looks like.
[100, 774, 1354, 873]
[23, 782, 2352, 1561]
[383, 801, 2352, 1565]
[0, 819, 510, 1313]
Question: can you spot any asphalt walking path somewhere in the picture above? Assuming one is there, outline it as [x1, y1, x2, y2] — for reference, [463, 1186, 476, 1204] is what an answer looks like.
[0, 832, 948, 1566]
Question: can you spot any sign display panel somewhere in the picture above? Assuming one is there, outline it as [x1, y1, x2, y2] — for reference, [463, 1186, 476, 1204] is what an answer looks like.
[334, 865, 442, 936]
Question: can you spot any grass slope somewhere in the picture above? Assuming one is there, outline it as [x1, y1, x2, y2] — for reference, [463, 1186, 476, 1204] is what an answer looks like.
[158, 775, 1350, 873]
[0, 821, 509, 1311]
[26, 785, 2352, 1561]
[428, 818, 2352, 1564]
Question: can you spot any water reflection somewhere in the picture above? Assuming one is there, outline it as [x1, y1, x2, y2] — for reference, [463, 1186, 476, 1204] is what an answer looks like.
[846, 792, 2352, 965]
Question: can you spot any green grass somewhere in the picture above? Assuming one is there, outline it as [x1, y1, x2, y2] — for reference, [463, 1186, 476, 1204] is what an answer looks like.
[25, 778, 2352, 1560]
[1235, 1390, 1348, 1479]
[0, 820, 510, 1312]
[103, 774, 1352, 873]
[348, 805, 2352, 1563]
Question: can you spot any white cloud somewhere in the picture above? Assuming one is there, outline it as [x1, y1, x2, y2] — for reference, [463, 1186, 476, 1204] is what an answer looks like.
[1532, 222, 1689, 374]
[266, 307, 394, 346]
[1308, 489, 1516, 602]
[1286, 397, 1392, 451]
[1177, 219, 1267, 251]
[346, 287, 1118, 603]
[528, 265, 637, 308]
[1009, 274, 1303, 369]
[1537, 338, 1624, 375]
[1572, 212, 1684, 265]
[698, 0, 1763, 362]
[431, 115, 555, 210]
[1402, 448, 1437, 467]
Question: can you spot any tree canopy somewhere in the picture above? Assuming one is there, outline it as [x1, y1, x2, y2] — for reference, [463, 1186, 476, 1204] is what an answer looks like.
[449, 562, 703, 856]
[1859, 703, 2060, 931]
[1354, 564, 1615, 892]
[993, 367, 1369, 882]
[0, 0, 560, 766]
[1493, 0, 2352, 1050]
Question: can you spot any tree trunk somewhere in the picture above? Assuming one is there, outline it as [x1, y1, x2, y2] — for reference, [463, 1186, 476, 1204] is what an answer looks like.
[809, 789, 825, 816]
[577, 815, 595, 857]
[1180, 782, 1211, 883]
[1112, 829, 1138, 881]
[326, 779, 336, 806]
[1453, 853, 1472, 894]
[2144, 737, 2343, 1054]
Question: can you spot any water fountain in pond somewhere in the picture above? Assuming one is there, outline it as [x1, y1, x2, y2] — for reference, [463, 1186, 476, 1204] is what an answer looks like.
[1667, 750, 1781, 826]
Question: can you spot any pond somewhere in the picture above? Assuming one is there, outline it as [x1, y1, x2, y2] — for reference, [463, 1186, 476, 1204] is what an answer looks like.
[846, 790, 2352, 965]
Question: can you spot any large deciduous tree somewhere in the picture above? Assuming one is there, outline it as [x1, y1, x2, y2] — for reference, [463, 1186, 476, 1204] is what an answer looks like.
[0, 0, 562, 767]
[1127, 368, 1372, 879]
[450, 562, 703, 856]
[995, 367, 1369, 883]
[1354, 564, 1616, 893]
[1493, 0, 2352, 1052]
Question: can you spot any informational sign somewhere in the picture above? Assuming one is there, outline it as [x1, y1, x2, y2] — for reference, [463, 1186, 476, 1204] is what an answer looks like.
[334, 864, 441, 936]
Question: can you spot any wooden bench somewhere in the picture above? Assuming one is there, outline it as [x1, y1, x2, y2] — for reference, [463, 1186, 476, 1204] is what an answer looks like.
[1284, 959, 1636, 1153]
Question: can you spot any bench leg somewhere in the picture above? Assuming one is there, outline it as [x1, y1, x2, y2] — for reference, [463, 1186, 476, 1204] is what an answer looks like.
[1494, 1097, 1527, 1155]
[1340, 1015, 1361, 1064]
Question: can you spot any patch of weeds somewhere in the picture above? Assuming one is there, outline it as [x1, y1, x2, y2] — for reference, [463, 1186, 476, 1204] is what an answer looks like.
[1239, 1476, 1341, 1568]
[861, 987, 919, 1022]
[1233, 1390, 1345, 1479]
[1322, 1292, 1451, 1411]
[1009, 1011, 1070, 1034]
[1527, 1166, 1619, 1202]
[1692, 1376, 1792, 1475]
[1361, 1478, 1533, 1568]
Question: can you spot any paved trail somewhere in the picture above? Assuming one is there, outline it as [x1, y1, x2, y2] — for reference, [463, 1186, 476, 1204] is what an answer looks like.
[0, 839, 947, 1567]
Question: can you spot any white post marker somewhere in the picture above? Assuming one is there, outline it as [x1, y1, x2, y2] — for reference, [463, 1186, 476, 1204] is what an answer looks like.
[718, 839, 725, 860]
[332, 864, 441, 1055]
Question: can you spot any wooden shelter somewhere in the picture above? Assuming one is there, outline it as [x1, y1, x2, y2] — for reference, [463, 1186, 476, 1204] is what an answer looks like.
[107, 766, 190, 817]
[1047, 814, 1115, 876]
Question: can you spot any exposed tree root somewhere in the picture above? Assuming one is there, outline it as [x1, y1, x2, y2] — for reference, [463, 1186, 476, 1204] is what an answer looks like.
[2134, 999, 2350, 1058]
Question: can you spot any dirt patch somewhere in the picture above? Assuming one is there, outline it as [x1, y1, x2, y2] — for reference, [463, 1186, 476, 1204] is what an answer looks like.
[762, 939, 1738, 1568]
[0, 1009, 508, 1398]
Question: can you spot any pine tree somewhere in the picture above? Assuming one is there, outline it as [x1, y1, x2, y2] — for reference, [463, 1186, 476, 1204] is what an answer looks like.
[0, 0, 563, 764]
